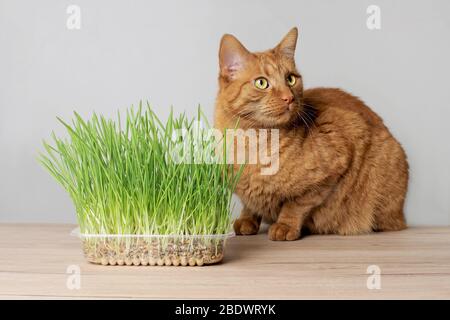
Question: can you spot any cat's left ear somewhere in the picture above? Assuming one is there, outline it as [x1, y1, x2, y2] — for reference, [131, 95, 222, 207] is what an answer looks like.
[275, 27, 298, 60]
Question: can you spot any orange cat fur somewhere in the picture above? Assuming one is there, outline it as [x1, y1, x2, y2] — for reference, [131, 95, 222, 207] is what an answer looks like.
[214, 28, 408, 240]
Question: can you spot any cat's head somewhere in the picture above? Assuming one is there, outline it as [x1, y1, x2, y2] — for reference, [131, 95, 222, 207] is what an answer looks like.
[217, 27, 303, 128]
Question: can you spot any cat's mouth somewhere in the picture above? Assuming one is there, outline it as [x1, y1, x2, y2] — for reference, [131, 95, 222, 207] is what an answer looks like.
[256, 103, 299, 127]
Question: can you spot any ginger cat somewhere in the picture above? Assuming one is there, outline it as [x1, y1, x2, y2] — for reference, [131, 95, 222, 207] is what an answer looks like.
[214, 28, 408, 241]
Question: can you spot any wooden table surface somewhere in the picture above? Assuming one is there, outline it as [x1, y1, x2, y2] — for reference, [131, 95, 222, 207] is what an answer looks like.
[0, 224, 449, 299]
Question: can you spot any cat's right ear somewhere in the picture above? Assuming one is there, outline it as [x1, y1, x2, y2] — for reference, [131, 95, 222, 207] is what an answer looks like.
[219, 34, 251, 81]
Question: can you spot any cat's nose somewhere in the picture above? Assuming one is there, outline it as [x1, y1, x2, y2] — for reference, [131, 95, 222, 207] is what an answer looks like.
[281, 94, 294, 104]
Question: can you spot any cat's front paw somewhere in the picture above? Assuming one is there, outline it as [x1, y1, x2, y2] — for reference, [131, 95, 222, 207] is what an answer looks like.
[234, 218, 260, 235]
[268, 223, 300, 241]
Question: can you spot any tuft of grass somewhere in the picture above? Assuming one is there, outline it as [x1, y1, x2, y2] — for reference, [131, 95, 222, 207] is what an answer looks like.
[40, 102, 241, 236]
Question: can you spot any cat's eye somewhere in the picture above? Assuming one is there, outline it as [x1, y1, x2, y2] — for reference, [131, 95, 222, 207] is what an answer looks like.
[254, 77, 269, 90]
[287, 74, 297, 86]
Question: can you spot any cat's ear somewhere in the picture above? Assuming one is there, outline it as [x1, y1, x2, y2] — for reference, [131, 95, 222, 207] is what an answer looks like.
[275, 27, 298, 60]
[219, 34, 251, 81]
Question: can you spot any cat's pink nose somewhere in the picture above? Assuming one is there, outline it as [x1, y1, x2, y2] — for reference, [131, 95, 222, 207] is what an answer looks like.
[282, 94, 294, 104]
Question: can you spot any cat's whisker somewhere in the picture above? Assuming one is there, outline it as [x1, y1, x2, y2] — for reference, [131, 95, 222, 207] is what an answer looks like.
[296, 110, 311, 133]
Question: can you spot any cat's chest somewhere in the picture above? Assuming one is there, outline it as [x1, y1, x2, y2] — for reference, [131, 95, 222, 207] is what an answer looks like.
[235, 170, 283, 218]
[234, 143, 298, 217]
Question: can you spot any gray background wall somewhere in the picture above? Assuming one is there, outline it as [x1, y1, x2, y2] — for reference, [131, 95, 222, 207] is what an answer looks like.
[1, 0, 449, 225]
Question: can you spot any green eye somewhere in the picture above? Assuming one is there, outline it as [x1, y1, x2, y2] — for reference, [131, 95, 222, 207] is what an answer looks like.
[254, 77, 269, 89]
[287, 74, 296, 86]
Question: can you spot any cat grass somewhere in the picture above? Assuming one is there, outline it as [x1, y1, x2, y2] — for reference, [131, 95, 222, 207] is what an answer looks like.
[40, 102, 241, 266]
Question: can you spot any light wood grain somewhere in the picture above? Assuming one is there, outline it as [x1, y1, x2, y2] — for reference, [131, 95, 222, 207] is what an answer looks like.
[0, 224, 449, 299]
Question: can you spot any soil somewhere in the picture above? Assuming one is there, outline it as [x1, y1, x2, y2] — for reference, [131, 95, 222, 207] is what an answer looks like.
[81, 237, 226, 266]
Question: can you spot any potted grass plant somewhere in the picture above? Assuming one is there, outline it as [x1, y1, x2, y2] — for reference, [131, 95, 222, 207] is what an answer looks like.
[40, 103, 241, 266]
